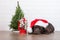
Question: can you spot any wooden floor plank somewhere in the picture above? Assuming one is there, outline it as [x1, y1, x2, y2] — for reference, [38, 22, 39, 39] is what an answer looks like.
[0, 31, 60, 40]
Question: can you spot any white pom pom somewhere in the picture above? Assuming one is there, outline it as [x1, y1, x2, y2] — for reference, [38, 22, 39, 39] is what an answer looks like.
[27, 27, 32, 33]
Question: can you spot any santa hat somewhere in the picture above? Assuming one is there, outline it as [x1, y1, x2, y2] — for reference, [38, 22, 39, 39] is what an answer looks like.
[27, 19, 49, 33]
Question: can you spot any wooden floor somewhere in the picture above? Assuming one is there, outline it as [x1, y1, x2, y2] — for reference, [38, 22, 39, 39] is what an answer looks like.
[0, 31, 60, 40]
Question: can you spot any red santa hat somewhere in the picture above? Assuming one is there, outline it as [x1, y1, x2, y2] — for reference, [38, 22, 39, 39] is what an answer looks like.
[27, 19, 49, 33]
[30, 19, 48, 28]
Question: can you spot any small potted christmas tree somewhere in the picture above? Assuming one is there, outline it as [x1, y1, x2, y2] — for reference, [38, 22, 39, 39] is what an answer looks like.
[9, 1, 24, 31]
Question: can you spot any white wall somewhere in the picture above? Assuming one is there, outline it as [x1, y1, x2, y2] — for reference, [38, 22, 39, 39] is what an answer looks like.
[0, 0, 60, 31]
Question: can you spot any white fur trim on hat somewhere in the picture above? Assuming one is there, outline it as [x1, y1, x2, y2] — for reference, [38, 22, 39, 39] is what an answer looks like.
[35, 21, 48, 28]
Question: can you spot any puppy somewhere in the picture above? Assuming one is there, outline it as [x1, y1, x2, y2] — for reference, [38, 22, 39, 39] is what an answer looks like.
[31, 23, 55, 34]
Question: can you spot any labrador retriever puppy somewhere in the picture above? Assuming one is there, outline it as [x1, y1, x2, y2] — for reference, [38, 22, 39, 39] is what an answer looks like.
[31, 23, 55, 34]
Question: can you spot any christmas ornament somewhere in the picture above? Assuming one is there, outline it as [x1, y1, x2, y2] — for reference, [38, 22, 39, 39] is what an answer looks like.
[18, 18, 27, 34]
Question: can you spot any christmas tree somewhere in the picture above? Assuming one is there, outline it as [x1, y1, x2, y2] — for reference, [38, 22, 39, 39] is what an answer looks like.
[10, 1, 24, 31]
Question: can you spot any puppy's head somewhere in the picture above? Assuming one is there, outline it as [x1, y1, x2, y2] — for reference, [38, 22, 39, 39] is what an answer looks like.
[32, 25, 46, 34]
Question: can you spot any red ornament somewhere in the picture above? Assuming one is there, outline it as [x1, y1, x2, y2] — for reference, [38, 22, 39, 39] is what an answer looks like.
[19, 28, 26, 34]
